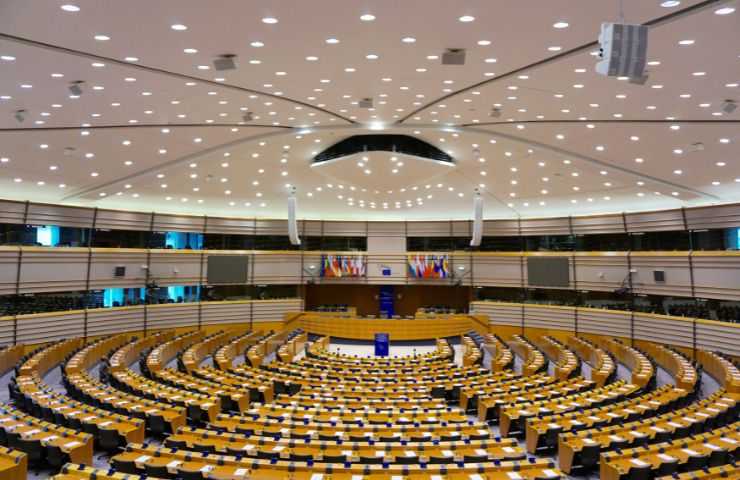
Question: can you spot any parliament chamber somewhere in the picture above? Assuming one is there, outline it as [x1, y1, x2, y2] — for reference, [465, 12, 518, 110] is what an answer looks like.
[1, 1, 740, 479]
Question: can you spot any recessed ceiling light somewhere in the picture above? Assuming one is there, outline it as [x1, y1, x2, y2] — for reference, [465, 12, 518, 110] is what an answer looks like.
[171, 24, 187, 31]
[678, 39, 695, 45]
[91, 62, 105, 67]
[477, 40, 491, 46]
[366, 54, 379, 60]
[401, 36, 416, 43]
[548, 46, 562, 51]
[261, 17, 278, 24]
[458, 15, 475, 22]
[553, 21, 569, 29]
[60, 4, 80, 12]
[124, 56, 139, 62]
[360, 13, 376, 21]
[305, 56, 318, 61]
[715, 7, 735, 15]
[325, 38, 340, 45]
[0, 55, 15, 61]
[661, 1, 681, 7]
[183, 48, 198, 54]
[94, 34, 110, 41]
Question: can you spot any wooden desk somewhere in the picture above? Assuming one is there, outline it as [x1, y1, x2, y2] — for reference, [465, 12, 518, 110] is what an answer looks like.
[507, 336, 546, 377]
[111, 444, 565, 479]
[640, 342, 697, 391]
[566, 336, 615, 387]
[558, 390, 738, 474]
[596, 338, 654, 389]
[0, 445, 26, 480]
[697, 350, 740, 393]
[295, 313, 481, 340]
[482, 334, 513, 372]
[532, 336, 579, 381]
[0, 345, 24, 376]
[600, 423, 740, 480]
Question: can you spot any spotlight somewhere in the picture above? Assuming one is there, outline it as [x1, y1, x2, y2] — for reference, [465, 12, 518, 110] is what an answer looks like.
[14, 109, 26, 123]
[242, 111, 254, 122]
[68, 81, 84, 96]
[213, 54, 237, 71]
[721, 99, 737, 114]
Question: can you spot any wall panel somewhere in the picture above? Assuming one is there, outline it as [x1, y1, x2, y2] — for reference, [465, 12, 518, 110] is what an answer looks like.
[482, 219, 519, 236]
[469, 254, 522, 288]
[16, 311, 85, 344]
[696, 320, 740, 357]
[630, 253, 692, 297]
[0, 248, 19, 295]
[149, 250, 202, 286]
[89, 249, 149, 290]
[519, 217, 571, 236]
[26, 203, 94, 228]
[251, 252, 302, 284]
[0, 199, 27, 224]
[625, 209, 684, 232]
[205, 217, 256, 235]
[691, 253, 740, 300]
[633, 313, 693, 348]
[573, 252, 629, 292]
[686, 204, 740, 231]
[0, 317, 15, 346]
[94, 209, 152, 231]
[18, 247, 88, 293]
[575, 307, 631, 338]
[523, 304, 576, 331]
[571, 213, 625, 235]
[87, 306, 145, 337]
[146, 303, 199, 330]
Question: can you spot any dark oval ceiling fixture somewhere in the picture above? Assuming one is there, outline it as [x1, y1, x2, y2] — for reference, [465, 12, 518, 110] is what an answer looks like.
[312, 134, 455, 165]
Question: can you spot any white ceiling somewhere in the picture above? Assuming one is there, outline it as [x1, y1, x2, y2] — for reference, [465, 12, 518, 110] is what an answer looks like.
[0, 0, 738, 221]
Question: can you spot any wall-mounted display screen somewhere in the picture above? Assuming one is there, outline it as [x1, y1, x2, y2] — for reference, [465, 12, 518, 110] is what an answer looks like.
[207, 255, 249, 284]
[527, 257, 570, 287]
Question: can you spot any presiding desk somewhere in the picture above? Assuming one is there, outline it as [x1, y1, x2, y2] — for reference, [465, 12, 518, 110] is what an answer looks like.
[294, 313, 483, 340]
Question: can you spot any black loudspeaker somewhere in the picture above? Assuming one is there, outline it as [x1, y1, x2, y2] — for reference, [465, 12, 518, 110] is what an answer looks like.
[653, 270, 665, 282]
[114, 266, 126, 277]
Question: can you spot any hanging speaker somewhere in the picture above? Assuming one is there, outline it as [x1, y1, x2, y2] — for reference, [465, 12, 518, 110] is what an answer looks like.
[288, 189, 301, 246]
[470, 190, 483, 247]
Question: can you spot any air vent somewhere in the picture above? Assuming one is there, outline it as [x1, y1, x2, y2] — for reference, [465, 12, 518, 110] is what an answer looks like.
[442, 48, 466, 65]
[359, 97, 374, 109]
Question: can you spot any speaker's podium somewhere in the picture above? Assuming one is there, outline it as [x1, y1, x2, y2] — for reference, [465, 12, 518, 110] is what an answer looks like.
[374, 333, 389, 357]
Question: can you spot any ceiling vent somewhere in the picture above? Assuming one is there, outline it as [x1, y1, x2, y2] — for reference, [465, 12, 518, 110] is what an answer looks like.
[442, 48, 466, 65]
[213, 54, 237, 71]
[359, 97, 374, 109]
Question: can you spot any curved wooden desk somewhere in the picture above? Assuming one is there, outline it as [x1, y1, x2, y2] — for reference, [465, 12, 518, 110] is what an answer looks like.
[295, 313, 481, 340]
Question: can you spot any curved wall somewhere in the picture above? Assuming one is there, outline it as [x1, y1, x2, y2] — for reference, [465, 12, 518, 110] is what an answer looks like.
[470, 301, 740, 357]
[3, 198, 740, 237]
[0, 298, 303, 346]
[4, 247, 740, 301]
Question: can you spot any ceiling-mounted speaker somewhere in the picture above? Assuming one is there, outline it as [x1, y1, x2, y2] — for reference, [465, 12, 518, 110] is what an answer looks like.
[68, 81, 84, 96]
[442, 48, 466, 65]
[595, 23, 648, 80]
[288, 188, 301, 246]
[721, 100, 737, 114]
[213, 54, 237, 71]
[359, 97, 373, 109]
[470, 190, 483, 247]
